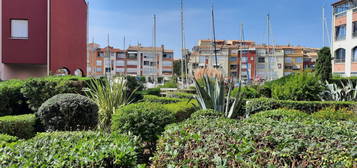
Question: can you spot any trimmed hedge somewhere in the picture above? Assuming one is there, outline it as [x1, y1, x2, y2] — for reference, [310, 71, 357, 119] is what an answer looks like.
[139, 88, 161, 96]
[0, 114, 36, 139]
[312, 107, 357, 122]
[152, 109, 357, 167]
[0, 134, 18, 147]
[21, 76, 90, 112]
[112, 103, 175, 143]
[143, 95, 184, 104]
[166, 92, 195, 99]
[0, 80, 31, 116]
[190, 109, 224, 119]
[0, 131, 140, 167]
[37, 94, 98, 131]
[246, 98, 357, 114]
[164, 100, 197, 122]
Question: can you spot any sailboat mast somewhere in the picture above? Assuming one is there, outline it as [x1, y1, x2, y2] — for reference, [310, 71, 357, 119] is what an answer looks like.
[239, 24, 243, 82]
[153, 14, 157, 83]
[266, 14, 271, 81]
[211, 2, 218, 68]
[180, 0, 186, 88]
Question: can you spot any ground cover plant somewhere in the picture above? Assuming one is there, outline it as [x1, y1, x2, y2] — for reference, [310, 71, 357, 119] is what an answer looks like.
[152, 109, 357, 167]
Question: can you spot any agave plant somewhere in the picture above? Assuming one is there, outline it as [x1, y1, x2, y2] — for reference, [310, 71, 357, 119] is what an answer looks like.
[321, 80, 357, 101]
[193, 75, 245, 119]
[85, 77, 135, 131]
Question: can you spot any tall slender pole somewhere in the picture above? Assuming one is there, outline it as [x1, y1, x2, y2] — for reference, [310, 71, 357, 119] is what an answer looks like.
[239, 24, 243, 82]
[322, 7, 325, 47]
[153, 15, 157, 84]
[107, 33, 111, 79]
[180, 0, 186, 88]
[211, 2, 218, 68]
[266, 14, 271, 81]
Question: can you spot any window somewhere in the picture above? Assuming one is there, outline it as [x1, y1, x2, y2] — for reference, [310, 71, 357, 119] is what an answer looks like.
[96, 68, 102, 72]
[256, 64, 265, 69]
[353, 22, 357, 38]
[163, 53, 173, 59]
[229, 57, 237, 62]
[116, 60, 125, 66]
[127, 60, 138, 65]
[258, 57, 265, 63]
[335, 25, 346, 41]
[335, 48, 346, 63]
[11, 19, 28, 39]
[285, 57, 292, 63]
[284, 49, 294, 54]
[163, 61, 172, 66]
[199, 56, 206, 63]
[334, 3, 350, 14]
[241, 56, 248, 63]
[353, 47, 357, 62]
[96, 60, 102, 66]
[295, 57, 303, 63]
[143, 61, 150, 66]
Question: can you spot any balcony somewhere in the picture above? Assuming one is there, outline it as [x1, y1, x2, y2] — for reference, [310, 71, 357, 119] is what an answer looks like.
[335, 59, 345, 63]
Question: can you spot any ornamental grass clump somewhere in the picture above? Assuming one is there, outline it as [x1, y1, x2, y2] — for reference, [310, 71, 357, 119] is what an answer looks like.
[85, 77, 135, 131]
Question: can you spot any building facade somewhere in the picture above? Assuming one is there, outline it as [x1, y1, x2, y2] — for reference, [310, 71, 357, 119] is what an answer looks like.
[189, 40, 319, 82]
[0, 0, 87, 80]
[332, 0, 357, 77]
[87, 43, 174, 80]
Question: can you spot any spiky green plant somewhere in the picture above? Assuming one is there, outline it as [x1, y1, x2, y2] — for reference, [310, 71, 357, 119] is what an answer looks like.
[193, 75, 245, 119]
[321, 80, 357, 101]
[85, 77, 134, 131]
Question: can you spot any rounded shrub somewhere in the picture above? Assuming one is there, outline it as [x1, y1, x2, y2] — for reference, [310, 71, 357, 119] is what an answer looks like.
[37, 94, 98, 131]
[112, 102, 175, 143]
[190, 109, 224, 119]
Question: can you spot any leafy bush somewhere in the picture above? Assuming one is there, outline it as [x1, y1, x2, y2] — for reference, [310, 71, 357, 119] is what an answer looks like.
[37, 94, 98, 131]
[159, 80, 177, 88]
[164, 100, 198, 122]
[269, 73, 324, 101]
[0, 80, 31, 116]
[257, 85, 272, 98]
[320, 80, 357, 101]
[251, 109, 309, 121]
[139, 88, 161, 96]
[21, 76, 90, 112]
[152, 110, 357, 167]
[143, 95, 184, 104]
[0, 134, 18, 147]
[232, 86, 260, 99]
[190, 109, 224, 119]
[0, 114, 36, 139]
[246, 98, 357, 115]
[166, 92, 195, 99]
[312, 107, 357, 122]
[126, 76, 145, 102]
[112, 103, 175, 144]
[0, 131, 140, 167]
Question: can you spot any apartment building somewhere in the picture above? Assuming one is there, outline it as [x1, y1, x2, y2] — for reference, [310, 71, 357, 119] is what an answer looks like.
[87, 43, 174, 80]
[189, 40, 319, 82]
[255, 46, 285, 81]
[0, 0, 88, 80]
[332, 0, 357, 77]
[190, 40, 256, 81]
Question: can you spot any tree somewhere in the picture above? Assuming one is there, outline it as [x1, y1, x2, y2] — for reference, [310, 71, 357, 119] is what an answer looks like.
[173, 60, 182, 77]
[316, 47, 332, 81]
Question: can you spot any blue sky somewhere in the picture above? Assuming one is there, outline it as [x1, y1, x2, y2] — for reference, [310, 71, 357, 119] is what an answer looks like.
[87, 0, 336, 58]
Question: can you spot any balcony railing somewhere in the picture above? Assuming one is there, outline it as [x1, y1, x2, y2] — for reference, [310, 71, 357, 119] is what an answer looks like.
[334, 59, 345, 63]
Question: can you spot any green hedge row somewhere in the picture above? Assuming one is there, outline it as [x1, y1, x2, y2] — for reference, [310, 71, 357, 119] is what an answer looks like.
[0, 80, 30, 116]
[152, 109, 357, 167]
[246, 98, 357, 114]
[0, 76, 90, 116]
[0, 134, 18, 147]
[0, 132, 140, 167]
[164, 100, 197, 122]
[143, 95, 185, 104]
[0, 114, 36, 139]
[166, 92, 195, 99]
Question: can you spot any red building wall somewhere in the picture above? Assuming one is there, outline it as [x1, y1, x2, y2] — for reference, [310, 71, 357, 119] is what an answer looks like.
[50, 0, 87, 75]
[2, 0, 47, 64]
